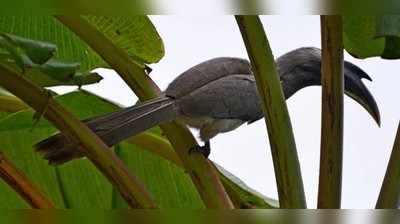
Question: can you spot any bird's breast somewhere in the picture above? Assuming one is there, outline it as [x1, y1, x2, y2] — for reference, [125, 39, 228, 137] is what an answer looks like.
[178, 116, 215, 129]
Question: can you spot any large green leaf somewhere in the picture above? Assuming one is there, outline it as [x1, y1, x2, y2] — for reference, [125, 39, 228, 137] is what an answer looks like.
[112, 143, 203, 208]
[0, 16, 164, 70]
[84, 16, 164, 64]
[0, 29, 102, 87]
[0, 17, 100, 73]
[0, 32, 57, 65]
[343, 16, 385, 58]
[343, 15, 400, 59]
[0, 112, 8, 119]
[0, 59, 103, 87]
[0, 16, 163, 87]
[376, 15, 400, 59]
[216, 164, 278, 208]
[0, 116, 65, 208]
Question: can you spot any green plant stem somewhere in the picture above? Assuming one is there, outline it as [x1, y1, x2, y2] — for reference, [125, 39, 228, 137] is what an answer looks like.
[0, 64, 157, 208]
[0, 151, 55, 208]
[56, 16, 233, 209]
[376, 122, 400, 208]
[0, 95, 28, 112]
[235, 16, 306, 208]
[318, 15, 344, 209]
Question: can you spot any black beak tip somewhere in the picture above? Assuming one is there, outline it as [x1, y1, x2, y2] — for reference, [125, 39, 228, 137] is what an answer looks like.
[365, 89, 381, 127]
[344, 61, 381, 128]
[362, 93, 381, 128]
[373, 109, 381, 127]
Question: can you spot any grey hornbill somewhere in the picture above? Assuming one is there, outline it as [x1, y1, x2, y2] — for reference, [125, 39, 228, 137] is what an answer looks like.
[35, 47, 380, 165]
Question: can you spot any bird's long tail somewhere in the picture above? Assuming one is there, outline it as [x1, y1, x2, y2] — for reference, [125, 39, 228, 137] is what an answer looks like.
[35, 97, 178, 165]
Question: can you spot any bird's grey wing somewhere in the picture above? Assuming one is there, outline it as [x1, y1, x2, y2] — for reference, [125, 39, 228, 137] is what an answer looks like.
[166, 57, 251, 98]
[176, 74, 263, 122]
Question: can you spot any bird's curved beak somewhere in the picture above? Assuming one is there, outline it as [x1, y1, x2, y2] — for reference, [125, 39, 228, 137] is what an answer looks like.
[344, 61, 381, 126]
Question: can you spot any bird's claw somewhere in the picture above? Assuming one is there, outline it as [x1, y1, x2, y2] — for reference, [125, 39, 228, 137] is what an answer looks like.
[189, 141, 210, 158]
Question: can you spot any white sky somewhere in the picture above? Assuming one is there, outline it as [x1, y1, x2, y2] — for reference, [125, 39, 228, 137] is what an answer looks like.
[72, 16, 400, 208]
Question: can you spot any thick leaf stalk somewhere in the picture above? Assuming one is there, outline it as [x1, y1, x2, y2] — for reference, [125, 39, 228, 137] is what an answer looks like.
[0, 151, 55, 208]
[318, 15, 344, 209]
[0, 64, 158, 208]
[235, 15, 306, 208]
[57, 16, 233, 209]
[376, 122, 400, 208]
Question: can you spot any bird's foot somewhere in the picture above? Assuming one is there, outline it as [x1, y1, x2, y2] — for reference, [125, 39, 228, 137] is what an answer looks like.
[189, 141, 210, 158]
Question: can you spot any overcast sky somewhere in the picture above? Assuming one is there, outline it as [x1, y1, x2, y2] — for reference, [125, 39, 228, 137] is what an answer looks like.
[75, 16, 400, 208]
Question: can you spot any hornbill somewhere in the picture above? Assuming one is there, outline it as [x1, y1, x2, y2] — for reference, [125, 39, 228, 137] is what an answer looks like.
[35, 47, 380, 165]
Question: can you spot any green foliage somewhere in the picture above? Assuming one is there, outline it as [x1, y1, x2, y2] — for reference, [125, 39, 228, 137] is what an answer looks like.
[376, 15, 400, 59]
[1, 33, 56, 64]
[0, 88, 11, 96]
[0, 91, 202, 208]
[343, 16, 385, 58]
[0, 90, 277, 208]
[216, 165, 278, 208]
[0, 32, 102, 87]
[0, 16, 164, 69]
[344, 15, 400, 59]
[112, 143, 203, 208]
[0, 16, 164, 87]
[83, 16, 164, 64]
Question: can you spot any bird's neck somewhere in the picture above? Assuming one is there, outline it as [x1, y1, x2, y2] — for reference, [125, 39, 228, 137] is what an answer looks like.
[280, 68, 321, 100]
